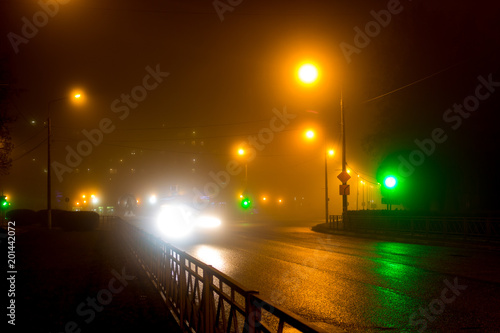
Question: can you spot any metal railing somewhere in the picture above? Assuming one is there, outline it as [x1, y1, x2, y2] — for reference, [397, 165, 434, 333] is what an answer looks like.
[120, 221, 326, 333]
[330, 214, 500, 242]
[328, 215, 343, 230]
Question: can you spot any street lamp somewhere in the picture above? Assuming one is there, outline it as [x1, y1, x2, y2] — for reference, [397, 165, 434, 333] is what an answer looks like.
[237, 147, 248, 191]
[297, 63, 348, 215]
[304, 129, 315, 140]
[47, 93, 82, 229]
[298, 63, 319, 84]
[303, 128, 334, 223]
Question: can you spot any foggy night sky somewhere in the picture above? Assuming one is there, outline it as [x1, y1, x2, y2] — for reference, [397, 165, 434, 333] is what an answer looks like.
[1, 0, 500, 215]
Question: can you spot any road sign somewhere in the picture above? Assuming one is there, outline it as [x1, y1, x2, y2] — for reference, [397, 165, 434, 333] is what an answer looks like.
[337, 171, 351, 183]
[339, 184, 350, 195]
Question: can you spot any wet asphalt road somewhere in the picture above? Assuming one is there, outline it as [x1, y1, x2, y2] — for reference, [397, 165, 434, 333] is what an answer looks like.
[132, 217, 500, 332]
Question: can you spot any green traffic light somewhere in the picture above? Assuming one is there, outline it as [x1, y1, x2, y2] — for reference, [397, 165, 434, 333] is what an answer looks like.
[0, 196, 9, 209]
[240, 198, 251, 209]
[384, 176, 397, 188]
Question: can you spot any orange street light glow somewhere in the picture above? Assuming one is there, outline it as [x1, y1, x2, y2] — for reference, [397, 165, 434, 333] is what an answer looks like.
[298, 64, 318, 84]
[70, 89, 86, 104]
[238, 148, 245, 155]
[305, 130, 315, 139]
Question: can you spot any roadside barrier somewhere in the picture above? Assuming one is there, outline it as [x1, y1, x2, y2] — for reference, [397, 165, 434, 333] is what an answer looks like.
[120, 220, 326, 333]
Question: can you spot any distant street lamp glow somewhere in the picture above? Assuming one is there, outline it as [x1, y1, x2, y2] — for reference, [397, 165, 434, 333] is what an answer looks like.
[305, 130, 315, 140]
[298, 64, 318, 84]
[238, 148, 245, 156]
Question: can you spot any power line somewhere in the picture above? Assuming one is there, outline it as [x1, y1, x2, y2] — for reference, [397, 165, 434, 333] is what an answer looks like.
[12, 138, 46, 162]
[12, 128, 45, 150]
[361, 62, 463, 104]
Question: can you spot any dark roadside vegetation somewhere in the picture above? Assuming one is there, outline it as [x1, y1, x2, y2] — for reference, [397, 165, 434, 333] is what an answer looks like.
[2, 209, 182, 333]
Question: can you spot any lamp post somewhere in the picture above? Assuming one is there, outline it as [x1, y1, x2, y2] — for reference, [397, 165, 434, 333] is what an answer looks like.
[304, 128, 334, 223]
[237, 148, 248, 191]
[47, 94, 81, 229]
[298, 63, 348, 216]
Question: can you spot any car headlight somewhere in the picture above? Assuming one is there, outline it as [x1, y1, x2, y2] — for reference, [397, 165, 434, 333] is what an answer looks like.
[156, 204, 194, 238]
[196, 216, 222, 229]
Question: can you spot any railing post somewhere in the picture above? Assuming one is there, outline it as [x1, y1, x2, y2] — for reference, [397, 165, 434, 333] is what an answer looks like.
[203, 267, 214, 333]
[245, 294, 262, 333]
[166, 246, 172, 303]
[179, 253, 186, 330]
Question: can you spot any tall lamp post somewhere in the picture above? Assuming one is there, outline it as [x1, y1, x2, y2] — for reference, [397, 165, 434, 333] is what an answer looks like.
[304, 129, 334, 223]
[47, 94, 81, 229]
[237, 148, 248, 191]
[298, 63, 348, 216]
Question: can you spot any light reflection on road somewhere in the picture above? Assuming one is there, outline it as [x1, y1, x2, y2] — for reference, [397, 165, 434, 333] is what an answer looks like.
[191, 244, 226, 272]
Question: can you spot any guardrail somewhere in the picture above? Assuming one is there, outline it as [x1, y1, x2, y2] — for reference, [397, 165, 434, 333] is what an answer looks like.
[329, 214, 500, 242]
[328, 215, 343, 230]
[120, 221, 326, 333]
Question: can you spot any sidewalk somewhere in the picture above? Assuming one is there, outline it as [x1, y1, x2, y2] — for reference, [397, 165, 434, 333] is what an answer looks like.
[312, 223, 500, 251]
[6, 226, 182, 332]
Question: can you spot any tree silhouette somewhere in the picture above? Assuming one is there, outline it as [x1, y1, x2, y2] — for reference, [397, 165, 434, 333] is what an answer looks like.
[0, 56, 15, 175]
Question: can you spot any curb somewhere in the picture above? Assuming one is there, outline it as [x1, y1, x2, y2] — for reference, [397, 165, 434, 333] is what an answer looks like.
[312, 223, 500, 251]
